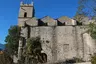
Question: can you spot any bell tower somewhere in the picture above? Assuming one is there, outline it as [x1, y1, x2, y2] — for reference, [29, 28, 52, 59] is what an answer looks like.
[18, 1, 35, 27]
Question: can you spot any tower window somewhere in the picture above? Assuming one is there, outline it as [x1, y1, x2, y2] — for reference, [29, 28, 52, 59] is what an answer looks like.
[24, 12, 27, 17]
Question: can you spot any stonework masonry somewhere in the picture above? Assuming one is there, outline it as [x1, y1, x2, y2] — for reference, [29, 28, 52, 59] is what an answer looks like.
[17, 1, 96, 64]
[19, 26, 96, 63]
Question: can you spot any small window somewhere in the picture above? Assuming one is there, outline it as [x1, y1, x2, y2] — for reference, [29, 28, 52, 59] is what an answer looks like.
[24, 12, 27, 17]
[63, 44, 69, 52]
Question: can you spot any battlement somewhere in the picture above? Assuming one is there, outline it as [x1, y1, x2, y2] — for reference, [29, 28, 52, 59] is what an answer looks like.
[20, 1, 33, 7]
[19, 16, 95, 27]
[18, 1, 95, 27]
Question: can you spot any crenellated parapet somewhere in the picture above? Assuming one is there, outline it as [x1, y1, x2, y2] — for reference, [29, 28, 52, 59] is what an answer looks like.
[20, 16, 95, 27]
[57, 16, 76, 26]
[20, 1, 33, 7]
[18, 1, 95, 27]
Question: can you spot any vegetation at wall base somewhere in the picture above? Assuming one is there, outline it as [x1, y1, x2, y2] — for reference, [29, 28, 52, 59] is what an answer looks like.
[5, 25, 21, 55]
[21, 37, 47, 64]
[0, 51, 14, 64]
[91, 54, 96, 64]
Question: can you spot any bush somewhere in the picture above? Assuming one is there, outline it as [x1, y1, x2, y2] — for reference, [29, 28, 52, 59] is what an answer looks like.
[91, 54, 96, 64]
[0, 51, 14, 64]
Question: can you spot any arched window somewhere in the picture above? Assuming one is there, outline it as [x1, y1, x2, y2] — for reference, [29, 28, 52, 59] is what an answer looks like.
[24, 12, 27, 17]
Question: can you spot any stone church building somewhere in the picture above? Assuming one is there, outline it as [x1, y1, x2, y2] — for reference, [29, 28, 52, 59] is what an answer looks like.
[18, 1, 96, 64]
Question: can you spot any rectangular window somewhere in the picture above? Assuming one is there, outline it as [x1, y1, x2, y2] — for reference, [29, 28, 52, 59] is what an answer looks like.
[63, 44, 69, 52]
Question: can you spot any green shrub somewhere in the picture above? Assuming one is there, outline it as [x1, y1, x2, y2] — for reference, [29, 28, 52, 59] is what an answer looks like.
[91, 54, 96, 64]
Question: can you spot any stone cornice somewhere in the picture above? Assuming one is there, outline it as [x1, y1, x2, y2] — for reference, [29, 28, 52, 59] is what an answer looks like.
[20, 6, 33, 7]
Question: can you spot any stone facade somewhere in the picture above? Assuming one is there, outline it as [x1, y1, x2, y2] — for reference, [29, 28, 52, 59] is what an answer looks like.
[18, 1, 34, 26]
[18, 1, 96, 64]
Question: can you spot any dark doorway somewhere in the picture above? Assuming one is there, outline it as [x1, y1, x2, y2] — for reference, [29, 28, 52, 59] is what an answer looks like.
[38, 53, 47, 63]
[24, 12, 27, 17]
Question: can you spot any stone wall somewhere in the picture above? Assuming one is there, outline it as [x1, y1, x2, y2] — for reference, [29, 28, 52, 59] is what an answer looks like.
[74, 62, 91, 64]
[83, 33, 96, 61]
[30, 27, 53, 62]
[56, 26, 77, 62]
[20, 26, 96, 63]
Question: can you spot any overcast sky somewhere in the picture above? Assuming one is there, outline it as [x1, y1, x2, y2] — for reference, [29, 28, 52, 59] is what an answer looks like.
[0, 0, 78, 44]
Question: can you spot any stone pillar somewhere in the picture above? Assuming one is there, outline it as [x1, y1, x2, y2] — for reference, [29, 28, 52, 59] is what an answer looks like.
[18, 38, 23, 61]
[83, 33, 93, 61]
